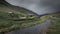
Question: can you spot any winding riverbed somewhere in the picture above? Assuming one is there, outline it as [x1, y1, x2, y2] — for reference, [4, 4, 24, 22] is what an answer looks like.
[7, 19, 52, 34]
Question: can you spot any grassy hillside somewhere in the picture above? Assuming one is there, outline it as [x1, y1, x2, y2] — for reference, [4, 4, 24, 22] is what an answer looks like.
[47, 13, 60, 34]
[0, 4, 48, 34]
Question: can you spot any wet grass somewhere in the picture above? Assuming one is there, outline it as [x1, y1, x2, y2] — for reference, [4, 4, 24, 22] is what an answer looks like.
[0, 12, 48, 33]
[47, 14, 60, 34]
[0, 4, 49, 33]
[0, 3, 52, 34]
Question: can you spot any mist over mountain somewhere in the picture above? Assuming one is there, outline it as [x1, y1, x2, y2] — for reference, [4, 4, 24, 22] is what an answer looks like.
[5, 0, 60, 15]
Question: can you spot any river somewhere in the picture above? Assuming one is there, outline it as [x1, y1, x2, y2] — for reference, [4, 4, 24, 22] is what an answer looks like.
[4, 0, 59, 34]
[7, 19, 52, 34]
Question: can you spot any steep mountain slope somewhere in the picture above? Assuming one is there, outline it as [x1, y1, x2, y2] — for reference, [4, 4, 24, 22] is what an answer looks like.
[0, 1, 48, 34]
[0, 0, 39, 16]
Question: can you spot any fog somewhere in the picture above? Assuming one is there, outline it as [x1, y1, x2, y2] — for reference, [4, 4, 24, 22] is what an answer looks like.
[5, 0, 60, 15]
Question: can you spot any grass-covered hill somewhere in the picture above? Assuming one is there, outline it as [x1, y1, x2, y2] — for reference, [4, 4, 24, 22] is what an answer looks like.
[0, 2, 48, 34]
[47, 13, 60, 34]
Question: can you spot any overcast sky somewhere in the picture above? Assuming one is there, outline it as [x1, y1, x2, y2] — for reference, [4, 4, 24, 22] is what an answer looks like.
[5, 0, 60, 15]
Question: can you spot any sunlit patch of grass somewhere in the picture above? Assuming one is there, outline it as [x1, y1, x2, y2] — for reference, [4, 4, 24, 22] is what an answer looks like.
[21, 15, 49, 28]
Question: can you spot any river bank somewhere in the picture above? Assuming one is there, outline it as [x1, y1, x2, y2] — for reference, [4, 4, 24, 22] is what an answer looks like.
[47, 13, 60, 34]
[7, 19, 51, 34]
[0, 3, 49, 34]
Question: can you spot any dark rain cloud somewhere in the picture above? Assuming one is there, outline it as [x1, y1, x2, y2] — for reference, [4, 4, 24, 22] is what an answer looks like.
[5, 0, 60, 15]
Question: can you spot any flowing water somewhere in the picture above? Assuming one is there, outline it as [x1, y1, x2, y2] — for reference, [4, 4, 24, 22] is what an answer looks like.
[5, 0, 60, 34]
[7, 19, 52, 34]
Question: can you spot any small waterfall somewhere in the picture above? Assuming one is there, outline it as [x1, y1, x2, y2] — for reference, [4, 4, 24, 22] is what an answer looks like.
[5, 0, 60, 15]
